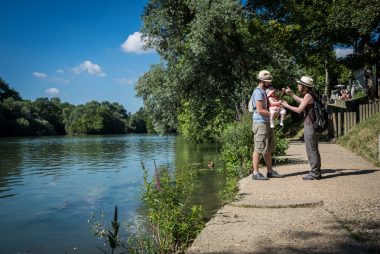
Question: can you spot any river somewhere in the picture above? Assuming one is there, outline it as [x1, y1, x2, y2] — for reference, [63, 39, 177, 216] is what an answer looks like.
[0, 135, 225, 254]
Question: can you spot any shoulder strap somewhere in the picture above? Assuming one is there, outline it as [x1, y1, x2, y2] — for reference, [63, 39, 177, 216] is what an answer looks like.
[252, 87, 268, 111]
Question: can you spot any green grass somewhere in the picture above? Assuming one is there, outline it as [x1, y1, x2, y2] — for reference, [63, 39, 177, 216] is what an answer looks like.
[337, 113, 380, 166]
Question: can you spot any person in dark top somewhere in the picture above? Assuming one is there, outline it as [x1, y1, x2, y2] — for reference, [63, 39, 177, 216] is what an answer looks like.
[281, 76, 322, 180]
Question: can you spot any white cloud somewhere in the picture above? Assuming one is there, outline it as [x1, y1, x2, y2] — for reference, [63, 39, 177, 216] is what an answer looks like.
[33, 72, 48, 79]
[45, 88, 60, 96]
[72, 60, 106, 77]
[335, 48, 353, 58]
[33, 71, 69, 84]
[121, 32, 155, 54]
[51, 77, 70, 84]
[56, 69, 64, 73]
[114, 78, 137, 85]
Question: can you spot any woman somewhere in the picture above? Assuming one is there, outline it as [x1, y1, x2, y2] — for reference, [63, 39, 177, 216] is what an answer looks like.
[281, 76, 322, 180]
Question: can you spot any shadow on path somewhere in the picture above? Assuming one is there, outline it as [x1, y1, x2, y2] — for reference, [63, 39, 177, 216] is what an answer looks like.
[321, 168, 379, 179]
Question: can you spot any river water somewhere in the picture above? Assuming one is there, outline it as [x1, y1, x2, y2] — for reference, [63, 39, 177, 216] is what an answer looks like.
[0, 135, 225, 254]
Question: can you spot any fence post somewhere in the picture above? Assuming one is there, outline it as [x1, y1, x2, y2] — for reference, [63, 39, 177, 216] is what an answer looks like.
[360, 104, 363, 122]
[338, 112, 342, 138]
[332, 112, 337, 138]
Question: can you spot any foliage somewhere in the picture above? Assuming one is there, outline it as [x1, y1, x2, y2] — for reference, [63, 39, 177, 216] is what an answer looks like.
[63, 101, 129, 135]
[0, 78, 21, 102]
[352, 89, 367, 100]
[219, 113, 289, 202]
[178, 99, 235, 142]
[89, 207, 128, 254]
[337, 111, 380, 166]
[137, 162, 205, 253]
[0, 78, 149, 137]
[127, 107, 149, 134]
[136, 64, 179, 134]
[89, 162, 204, 253]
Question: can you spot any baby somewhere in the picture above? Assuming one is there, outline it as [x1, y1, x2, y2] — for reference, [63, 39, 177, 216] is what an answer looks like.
[266, 86, 286, 128]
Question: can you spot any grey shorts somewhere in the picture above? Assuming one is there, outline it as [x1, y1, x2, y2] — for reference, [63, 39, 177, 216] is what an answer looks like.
[253, 122, 274, 154]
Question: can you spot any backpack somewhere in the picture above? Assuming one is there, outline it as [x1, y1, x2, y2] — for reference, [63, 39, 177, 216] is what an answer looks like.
[311, 95, 328, 133]
[248, 88, 267, 113]
[248, 97, 254, 113]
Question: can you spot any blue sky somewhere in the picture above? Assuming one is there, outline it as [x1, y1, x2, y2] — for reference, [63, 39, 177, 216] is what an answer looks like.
[0, 0, 160, 113]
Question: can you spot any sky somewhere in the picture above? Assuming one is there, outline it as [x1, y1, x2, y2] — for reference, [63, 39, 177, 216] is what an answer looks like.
[0, 0, 160, 113]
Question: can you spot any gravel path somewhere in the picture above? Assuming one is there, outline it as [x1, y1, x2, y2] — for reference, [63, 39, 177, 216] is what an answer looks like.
[186, 141, 380, 253]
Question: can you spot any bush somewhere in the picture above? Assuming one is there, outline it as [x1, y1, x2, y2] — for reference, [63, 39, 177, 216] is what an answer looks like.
[137, 162, 205, 253]
[89, 163, 205, 254]
[219, 113, 289, 202]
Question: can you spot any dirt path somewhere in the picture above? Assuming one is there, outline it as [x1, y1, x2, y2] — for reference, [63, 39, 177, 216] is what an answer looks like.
[186, 141, 380, 253]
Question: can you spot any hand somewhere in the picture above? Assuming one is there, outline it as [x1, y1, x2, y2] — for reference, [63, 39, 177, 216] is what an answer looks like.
[281, 100, 289, 108]
[285, 86, 292, 94]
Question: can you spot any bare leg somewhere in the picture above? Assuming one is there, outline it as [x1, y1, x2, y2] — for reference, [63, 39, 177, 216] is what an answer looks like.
[252, 151, 260, 175]
[270, 110, 275, 128]
[263, 152, 273, 174]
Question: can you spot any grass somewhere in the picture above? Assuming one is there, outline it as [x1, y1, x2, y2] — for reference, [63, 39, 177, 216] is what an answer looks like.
[337, 112, 380, 166]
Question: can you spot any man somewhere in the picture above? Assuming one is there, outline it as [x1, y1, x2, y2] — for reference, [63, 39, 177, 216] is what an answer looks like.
[251, 70, 283, 180]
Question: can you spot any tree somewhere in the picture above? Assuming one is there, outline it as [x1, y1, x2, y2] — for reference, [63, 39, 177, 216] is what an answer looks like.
[127, 107, 148, 134]
[139, 0, 269, 140]
[328, 0, 380, 99]
[33, 97, 66, 134]
[0, 78, 21, 102]
[245, 0, 337, 96]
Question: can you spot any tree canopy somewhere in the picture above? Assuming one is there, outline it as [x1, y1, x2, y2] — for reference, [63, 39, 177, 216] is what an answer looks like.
[137, 0, 380, 141]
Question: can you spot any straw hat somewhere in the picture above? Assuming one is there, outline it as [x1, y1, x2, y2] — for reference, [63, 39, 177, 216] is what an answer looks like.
[257, 70, 273, 82]
[296, 76, 314, 87]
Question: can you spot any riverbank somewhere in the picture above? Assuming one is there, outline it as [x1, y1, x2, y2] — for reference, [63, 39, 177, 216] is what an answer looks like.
[186, 141, 380, 253]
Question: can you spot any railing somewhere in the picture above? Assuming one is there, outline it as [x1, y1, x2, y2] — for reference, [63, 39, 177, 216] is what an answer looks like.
[328, 100, 380, 139]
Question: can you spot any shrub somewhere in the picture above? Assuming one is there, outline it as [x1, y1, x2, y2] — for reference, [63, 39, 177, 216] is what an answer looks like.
[219, 113, 289, 202]
[136, 162, 205, 253]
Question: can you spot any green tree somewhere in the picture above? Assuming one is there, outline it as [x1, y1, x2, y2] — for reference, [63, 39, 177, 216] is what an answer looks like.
[33, 97, 66, 134]
[127, 107, 148, 134]
[0, 78, 21, 102]
[328, 0, 380, 99]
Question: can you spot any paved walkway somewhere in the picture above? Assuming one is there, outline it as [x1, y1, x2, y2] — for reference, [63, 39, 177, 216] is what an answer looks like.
[187, 141, 380, 254]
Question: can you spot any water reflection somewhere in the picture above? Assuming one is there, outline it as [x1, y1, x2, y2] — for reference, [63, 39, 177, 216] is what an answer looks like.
[0, 135, 225, 254]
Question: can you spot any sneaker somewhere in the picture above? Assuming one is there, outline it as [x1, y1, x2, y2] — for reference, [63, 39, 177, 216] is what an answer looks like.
[270, 123, 275, 128]
[302, 173, 322, 180]
[267, 170, 284, 178]
[279, 122, 284, 126]
[252, 172, 269, 180]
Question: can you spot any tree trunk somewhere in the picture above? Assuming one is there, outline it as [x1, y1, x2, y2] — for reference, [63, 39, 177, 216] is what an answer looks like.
[363, 39, 375, 102]
[324, 60, 330, 99]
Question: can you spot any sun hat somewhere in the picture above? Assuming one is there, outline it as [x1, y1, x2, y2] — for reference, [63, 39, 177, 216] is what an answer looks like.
[265, 86, 275, 97]
[296, 76, 314, 87]
[257, 70, 273, 82]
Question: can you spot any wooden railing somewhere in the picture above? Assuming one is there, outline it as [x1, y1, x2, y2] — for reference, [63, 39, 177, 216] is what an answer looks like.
[328, 100, 380, 139]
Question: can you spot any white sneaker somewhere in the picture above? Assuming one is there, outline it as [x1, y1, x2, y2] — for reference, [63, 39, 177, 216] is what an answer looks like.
[279, 122, 284, 126]
[270, 123, 274, 128]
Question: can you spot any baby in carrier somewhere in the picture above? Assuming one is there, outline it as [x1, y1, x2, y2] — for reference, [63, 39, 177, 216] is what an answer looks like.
[266, 86, 286, 128]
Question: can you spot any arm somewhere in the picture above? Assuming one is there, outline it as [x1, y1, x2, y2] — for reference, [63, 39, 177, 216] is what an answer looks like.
[285, 86, 302, 104]
[289, 91, 303, 104]
[256, 100, 271, 117]
[282, 94, 313, 113]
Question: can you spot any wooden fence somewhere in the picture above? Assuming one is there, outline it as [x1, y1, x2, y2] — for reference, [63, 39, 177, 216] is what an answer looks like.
[329, 100, 380, 139]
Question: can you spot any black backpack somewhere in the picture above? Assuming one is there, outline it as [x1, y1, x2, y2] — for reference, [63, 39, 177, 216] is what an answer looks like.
[311, 94, 328, 133]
